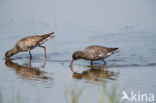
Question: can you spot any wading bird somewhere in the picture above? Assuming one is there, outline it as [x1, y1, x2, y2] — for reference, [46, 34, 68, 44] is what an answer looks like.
[70, 45, 119, 66]
[5, 32, 55, 60]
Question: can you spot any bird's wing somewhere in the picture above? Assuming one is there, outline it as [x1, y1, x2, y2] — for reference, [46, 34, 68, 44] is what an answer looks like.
[15, 36, 41, 50]
[83, 46, 108, 60]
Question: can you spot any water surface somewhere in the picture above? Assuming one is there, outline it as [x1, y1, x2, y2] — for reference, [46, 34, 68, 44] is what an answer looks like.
[0, 0, 156, 103]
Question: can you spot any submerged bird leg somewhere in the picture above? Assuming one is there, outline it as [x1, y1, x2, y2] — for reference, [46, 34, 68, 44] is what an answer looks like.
[29, 50, 32, 60]
[41, 58, 47, 68]
[102, 59, 106, 65]
[39, 46, 46, 58]
[28, 58, 32, 67]
[90, 60, 93, 65]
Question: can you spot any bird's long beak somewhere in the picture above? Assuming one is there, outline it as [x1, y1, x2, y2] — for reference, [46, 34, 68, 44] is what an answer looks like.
[70, 59, 75, 67]
[5, 57, 9, 61]
[5, 57, 11, 61]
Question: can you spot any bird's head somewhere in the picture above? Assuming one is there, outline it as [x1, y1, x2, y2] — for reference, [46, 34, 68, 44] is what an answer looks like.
[5, 49, 17, 60]
[70, 51, 83, 67]
[5, 50, 12, 57]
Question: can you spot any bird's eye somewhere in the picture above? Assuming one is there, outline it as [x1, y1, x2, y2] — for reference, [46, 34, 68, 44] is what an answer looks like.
[73, 56, 76, 59]
[73, 55, 75, 59]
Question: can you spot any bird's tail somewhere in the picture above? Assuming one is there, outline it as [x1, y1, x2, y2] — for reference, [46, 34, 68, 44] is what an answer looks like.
[106, 48, 119, 57]
[41, 32, 55, 40]
[39, 32, 55, 45]
[108, 48, 119, 53]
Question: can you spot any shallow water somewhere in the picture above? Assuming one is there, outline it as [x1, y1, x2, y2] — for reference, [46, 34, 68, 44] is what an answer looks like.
[0, 0, 156, 103]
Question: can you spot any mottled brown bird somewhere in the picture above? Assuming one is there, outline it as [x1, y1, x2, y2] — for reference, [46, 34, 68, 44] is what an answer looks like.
[5, 32, 55, 60]
[70, 45, 119, 66]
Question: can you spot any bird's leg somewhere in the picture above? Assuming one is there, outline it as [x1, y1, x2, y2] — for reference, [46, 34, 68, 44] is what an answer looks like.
[39, 46, 47, 58]
[41, 58, 47, 68]
[102, 59, 106, 65]
[28, 57, 32, 67]
[90, 60, 93, 66]
[29, 50, 32, 60]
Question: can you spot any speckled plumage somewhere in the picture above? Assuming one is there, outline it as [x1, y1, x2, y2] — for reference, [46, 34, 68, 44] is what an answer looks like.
[5, 32, 55, 59]
[82, 46, 110, 60]
[71, 45, 119, 66]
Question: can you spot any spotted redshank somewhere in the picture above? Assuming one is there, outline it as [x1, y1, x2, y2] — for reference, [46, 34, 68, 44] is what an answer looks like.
[5, 32, 55, 60]
[70, 45, 119, 66]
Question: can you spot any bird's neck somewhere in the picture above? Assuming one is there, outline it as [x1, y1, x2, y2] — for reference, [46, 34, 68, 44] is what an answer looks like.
[11, 48, 18, 53]
[6, 48, 18, 58]
[80, 52, 86, 59]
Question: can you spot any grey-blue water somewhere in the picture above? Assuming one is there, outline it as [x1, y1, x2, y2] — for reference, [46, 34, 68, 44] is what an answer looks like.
[0, 0, 156, 103]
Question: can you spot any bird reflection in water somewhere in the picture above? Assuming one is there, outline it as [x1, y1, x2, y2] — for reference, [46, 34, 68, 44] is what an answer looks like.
[5, 59, 52, 81]
[72, 65, 119, 81]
